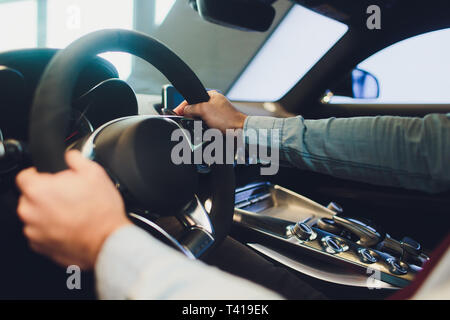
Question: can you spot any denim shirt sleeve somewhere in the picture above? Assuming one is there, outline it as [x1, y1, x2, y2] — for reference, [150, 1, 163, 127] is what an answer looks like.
[244, 113, 450, 194]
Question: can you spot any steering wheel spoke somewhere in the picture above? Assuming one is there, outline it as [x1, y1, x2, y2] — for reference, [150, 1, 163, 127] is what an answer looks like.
[129, 194, 216, 259]
[128, 212, 196, 259]
[178, 195, 214, 236]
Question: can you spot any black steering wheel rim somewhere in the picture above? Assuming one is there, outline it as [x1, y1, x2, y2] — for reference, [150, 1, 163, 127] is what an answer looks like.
[29, 29, 235, 254]
[30, 29, 210, 172]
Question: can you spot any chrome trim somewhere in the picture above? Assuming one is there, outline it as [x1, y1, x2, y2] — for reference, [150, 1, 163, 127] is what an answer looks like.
[0, 142, 4, 159]
[233, 183, 418, 287]
[333, 215, 382, 247]
[320, 235, 349, 254]
[247, 243, 397, 289]
[80, 115, 147, 159]
[0, 129, 3, 158]
[84, 116, 215, 260]
[179, 195, 214, 235]
[386, 257, 408, 275]
[358, 248, 378, 264]
[129, 213, 196, 260]
[290, 222, 317, 241]
[235, 208, 415, 286]
[235, 183, 336, 224]
[234, 209, 294, 238]
[272, 184, 336, 218]
[178, 226, 215, 258]
[327, 202, 343, 214]
[80, 115, 190, 159]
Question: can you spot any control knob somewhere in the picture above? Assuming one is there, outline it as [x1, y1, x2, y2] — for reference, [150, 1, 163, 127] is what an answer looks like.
[292, 222, 315, 241]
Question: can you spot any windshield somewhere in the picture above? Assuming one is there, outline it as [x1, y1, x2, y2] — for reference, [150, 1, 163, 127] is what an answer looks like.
[0, 0, 346, 101]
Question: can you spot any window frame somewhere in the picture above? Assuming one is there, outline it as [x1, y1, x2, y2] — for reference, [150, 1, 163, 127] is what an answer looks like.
[329, 27, 450, 105]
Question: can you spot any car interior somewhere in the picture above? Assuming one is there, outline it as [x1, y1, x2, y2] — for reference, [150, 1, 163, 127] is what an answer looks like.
[0, 0, 449, 299]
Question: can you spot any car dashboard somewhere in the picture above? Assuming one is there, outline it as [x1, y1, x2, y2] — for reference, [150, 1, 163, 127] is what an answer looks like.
[0, 48, 447, 300]
[233, 182, 428, 291]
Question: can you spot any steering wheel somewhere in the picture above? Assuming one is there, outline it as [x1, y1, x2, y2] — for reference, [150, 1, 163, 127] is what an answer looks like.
[29, 29, 235, 259]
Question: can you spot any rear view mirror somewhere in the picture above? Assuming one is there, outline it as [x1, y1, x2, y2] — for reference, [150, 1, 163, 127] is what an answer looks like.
[327, 68, 380, 99]
[190, 0, 276, 32]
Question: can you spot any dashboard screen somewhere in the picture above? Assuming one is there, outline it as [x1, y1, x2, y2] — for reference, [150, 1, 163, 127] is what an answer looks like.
[162, 85, 185, 110]
[163, 85, 221, 110]
[227, 5, 348, 102]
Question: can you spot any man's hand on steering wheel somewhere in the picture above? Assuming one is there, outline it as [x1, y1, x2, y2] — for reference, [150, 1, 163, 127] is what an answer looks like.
[174, 91, 247, 133]
[22, 29, 236, 265]
[16, 150, 131, 269]
[15, 91, 244, 270]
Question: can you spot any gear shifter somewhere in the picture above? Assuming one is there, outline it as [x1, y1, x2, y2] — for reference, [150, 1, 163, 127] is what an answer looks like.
[327, 216, 425, 265]
[377, 234, 426, 266]
[332, 215, 383, 247]
[315, 203, 427, 266]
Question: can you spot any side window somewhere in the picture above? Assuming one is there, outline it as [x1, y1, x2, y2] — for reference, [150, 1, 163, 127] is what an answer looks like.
[331, 28, 450, 103]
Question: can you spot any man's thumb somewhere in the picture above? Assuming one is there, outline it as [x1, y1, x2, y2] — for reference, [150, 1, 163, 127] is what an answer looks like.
[65, 150, 91, 172]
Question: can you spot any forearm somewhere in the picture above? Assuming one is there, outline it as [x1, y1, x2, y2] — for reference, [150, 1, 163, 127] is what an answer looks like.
[244, 113, 450, 193]
[95, 224, 283, 300]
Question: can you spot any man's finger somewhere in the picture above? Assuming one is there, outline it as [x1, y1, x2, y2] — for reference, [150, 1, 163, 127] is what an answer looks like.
[173, 100, 188, 115]
[29, 241, 48, 256]
[15, 167, 38, 189]
[182, 104, 204, 119]
[17, 196, 37, 223]
[23, 225, 41, 241]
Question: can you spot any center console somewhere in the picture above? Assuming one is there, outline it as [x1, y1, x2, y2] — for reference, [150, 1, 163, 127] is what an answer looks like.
[233, 182, 429, 289]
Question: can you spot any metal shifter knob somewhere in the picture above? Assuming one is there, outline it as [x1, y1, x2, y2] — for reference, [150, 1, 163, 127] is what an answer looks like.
[292, 222, 314, 241]
[401, 237, 422, 256]
[332, 216, 382, 247]
[316, 217, 341, 234]
[327, 202, 343, 214]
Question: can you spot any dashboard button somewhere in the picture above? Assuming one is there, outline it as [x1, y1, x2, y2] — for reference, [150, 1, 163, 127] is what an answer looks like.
[292, 222, 315, 241]
[387, 258, 408, 275]
[358, 248, 378, 264]
[321, 236, 348, 254]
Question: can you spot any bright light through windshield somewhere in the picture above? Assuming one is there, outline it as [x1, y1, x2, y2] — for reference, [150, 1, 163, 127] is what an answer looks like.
[357, 28, 450, 103]
[155, 0, 176, 26]
[227, 5, 348, 102]
[0, 0, 37, 52]
[46, 0, 134, 80]
[1, 0, 343, 99]
[0, 0, 293, 95]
